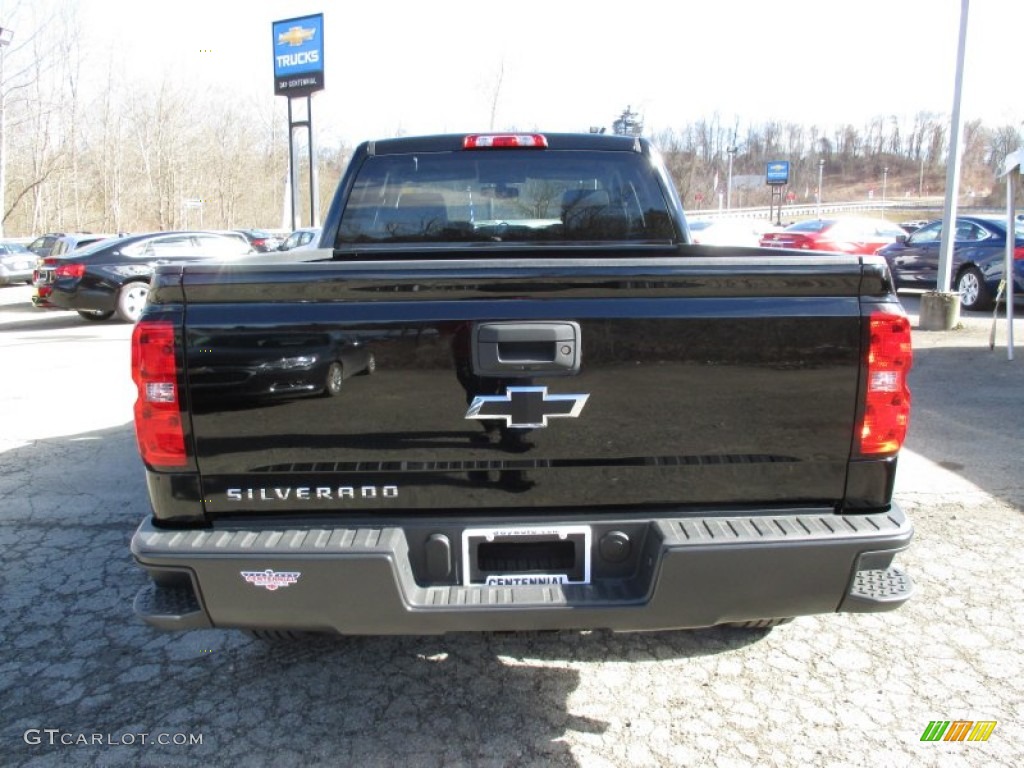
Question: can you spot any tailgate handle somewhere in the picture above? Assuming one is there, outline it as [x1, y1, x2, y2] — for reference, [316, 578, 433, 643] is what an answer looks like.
[472, 321, 581, 377]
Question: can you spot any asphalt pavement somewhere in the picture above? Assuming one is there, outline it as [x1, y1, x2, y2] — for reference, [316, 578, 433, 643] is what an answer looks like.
[0, 284, 1022, 767]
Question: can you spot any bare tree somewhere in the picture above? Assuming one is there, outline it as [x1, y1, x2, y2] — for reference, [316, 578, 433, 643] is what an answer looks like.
[1, 0, 78, 234]
[986, 123, 1024, 173]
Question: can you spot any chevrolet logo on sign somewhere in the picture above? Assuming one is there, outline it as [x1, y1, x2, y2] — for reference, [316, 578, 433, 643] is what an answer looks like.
[466, 387, 589, 429]
[277, 25, 315, 47]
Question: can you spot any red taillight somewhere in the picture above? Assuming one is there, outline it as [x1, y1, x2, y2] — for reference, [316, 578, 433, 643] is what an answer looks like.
[54, 262, 85, 279]
[858, 312, 912, 455]
[131, 321, 187, 468]
[463, 134, 548, 149]
[1013, 245, 1024, 261]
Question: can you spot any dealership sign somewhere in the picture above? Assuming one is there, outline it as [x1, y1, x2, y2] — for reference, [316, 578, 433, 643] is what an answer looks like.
[272, 14, 324, 96]
[766, 161, 790, 186]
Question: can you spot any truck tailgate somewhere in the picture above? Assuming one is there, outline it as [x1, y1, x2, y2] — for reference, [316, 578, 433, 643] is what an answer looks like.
[180, 256, 866, 517]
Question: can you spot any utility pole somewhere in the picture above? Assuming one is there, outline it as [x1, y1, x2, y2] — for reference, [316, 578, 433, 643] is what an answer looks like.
[921, 0, 970, 331]
[726, 146, 737, 210]
[937, 0, 970, 295]
[817, 159, 824, 218]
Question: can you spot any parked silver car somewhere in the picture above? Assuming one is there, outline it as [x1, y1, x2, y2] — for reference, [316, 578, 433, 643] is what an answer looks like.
[0, 241, 35, 285]
[278, 227, 322, 251]
[27, 232, 117, 258]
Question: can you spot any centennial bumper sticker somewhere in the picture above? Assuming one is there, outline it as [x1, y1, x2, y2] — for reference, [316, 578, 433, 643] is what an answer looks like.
[241, 569, 301, 591]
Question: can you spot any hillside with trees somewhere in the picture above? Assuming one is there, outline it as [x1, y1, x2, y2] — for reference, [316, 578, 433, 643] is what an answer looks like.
[1, 6, 1021, 238]
[653, 112, 1023, 213]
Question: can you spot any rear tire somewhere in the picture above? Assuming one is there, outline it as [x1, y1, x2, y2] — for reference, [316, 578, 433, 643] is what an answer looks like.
[116, 281, 150, 323]
[77, 309, 114, 321]
[956, 266, 993, 312]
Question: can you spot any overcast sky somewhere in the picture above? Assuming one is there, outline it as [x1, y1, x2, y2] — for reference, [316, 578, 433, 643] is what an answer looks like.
[7, 0, 1023, 144]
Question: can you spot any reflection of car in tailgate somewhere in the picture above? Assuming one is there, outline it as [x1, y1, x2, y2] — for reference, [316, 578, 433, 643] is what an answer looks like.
[130, 133, 914, 638]
[189, 331, 374, 400]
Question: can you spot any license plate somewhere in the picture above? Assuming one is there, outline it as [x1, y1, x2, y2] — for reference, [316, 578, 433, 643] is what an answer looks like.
[461, 525, 591, 587]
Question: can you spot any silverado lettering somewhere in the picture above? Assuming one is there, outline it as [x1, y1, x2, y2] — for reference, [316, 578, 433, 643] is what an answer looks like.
[129, 132, 914, 639]
[226, 486, 399, 501]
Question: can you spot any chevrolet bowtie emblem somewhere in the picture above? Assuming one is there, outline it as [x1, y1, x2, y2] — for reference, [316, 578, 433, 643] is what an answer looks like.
[465, 387, 589, 429]
[277, 26, 316, 47]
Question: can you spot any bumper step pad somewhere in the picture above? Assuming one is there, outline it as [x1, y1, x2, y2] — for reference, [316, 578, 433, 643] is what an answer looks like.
[133, 582, 211, 631]
[841, 566, 914, 612]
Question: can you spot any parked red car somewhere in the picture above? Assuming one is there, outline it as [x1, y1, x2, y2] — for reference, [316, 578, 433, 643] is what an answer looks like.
[759, 217, 907, 255]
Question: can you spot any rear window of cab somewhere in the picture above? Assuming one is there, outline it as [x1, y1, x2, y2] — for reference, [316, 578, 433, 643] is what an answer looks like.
[336, 150, 676, 246]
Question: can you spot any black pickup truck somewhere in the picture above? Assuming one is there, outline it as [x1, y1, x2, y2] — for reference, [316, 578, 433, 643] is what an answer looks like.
[130, 133, 914, 637]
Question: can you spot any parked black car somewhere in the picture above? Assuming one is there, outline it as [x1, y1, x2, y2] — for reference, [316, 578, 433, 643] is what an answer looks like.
[878, 215, 1024, 311]
[234, 229, 282, 252]
[39, 231, 253, 322]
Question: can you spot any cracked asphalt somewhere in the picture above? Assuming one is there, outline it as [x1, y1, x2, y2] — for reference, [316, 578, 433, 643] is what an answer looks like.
[1, 285, 1022, 767]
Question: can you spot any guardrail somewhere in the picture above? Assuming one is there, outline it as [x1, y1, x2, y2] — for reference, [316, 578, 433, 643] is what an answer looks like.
[687, 201, 910, 221]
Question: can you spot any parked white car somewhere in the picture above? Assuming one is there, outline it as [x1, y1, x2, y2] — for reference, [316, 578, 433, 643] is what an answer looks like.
[278, 227, 322, 251]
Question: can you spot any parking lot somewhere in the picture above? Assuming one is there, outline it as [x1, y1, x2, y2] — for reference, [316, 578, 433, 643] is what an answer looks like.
[1, 282, 1022, 767]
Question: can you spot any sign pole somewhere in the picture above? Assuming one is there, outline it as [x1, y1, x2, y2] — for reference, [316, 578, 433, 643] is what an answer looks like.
[308, 95, 320, 227]
[765, 161, 790, 227]
[287, 98, 299, 230]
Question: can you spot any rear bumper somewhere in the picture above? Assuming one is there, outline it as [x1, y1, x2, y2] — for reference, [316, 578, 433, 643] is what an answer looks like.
[47, 283, 115, 313]
[131, 507, 913, 634]
[31, 285, 56, 308]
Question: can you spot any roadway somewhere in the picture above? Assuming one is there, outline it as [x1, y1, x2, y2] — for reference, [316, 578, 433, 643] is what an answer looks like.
[0, 284, 1021, 767]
